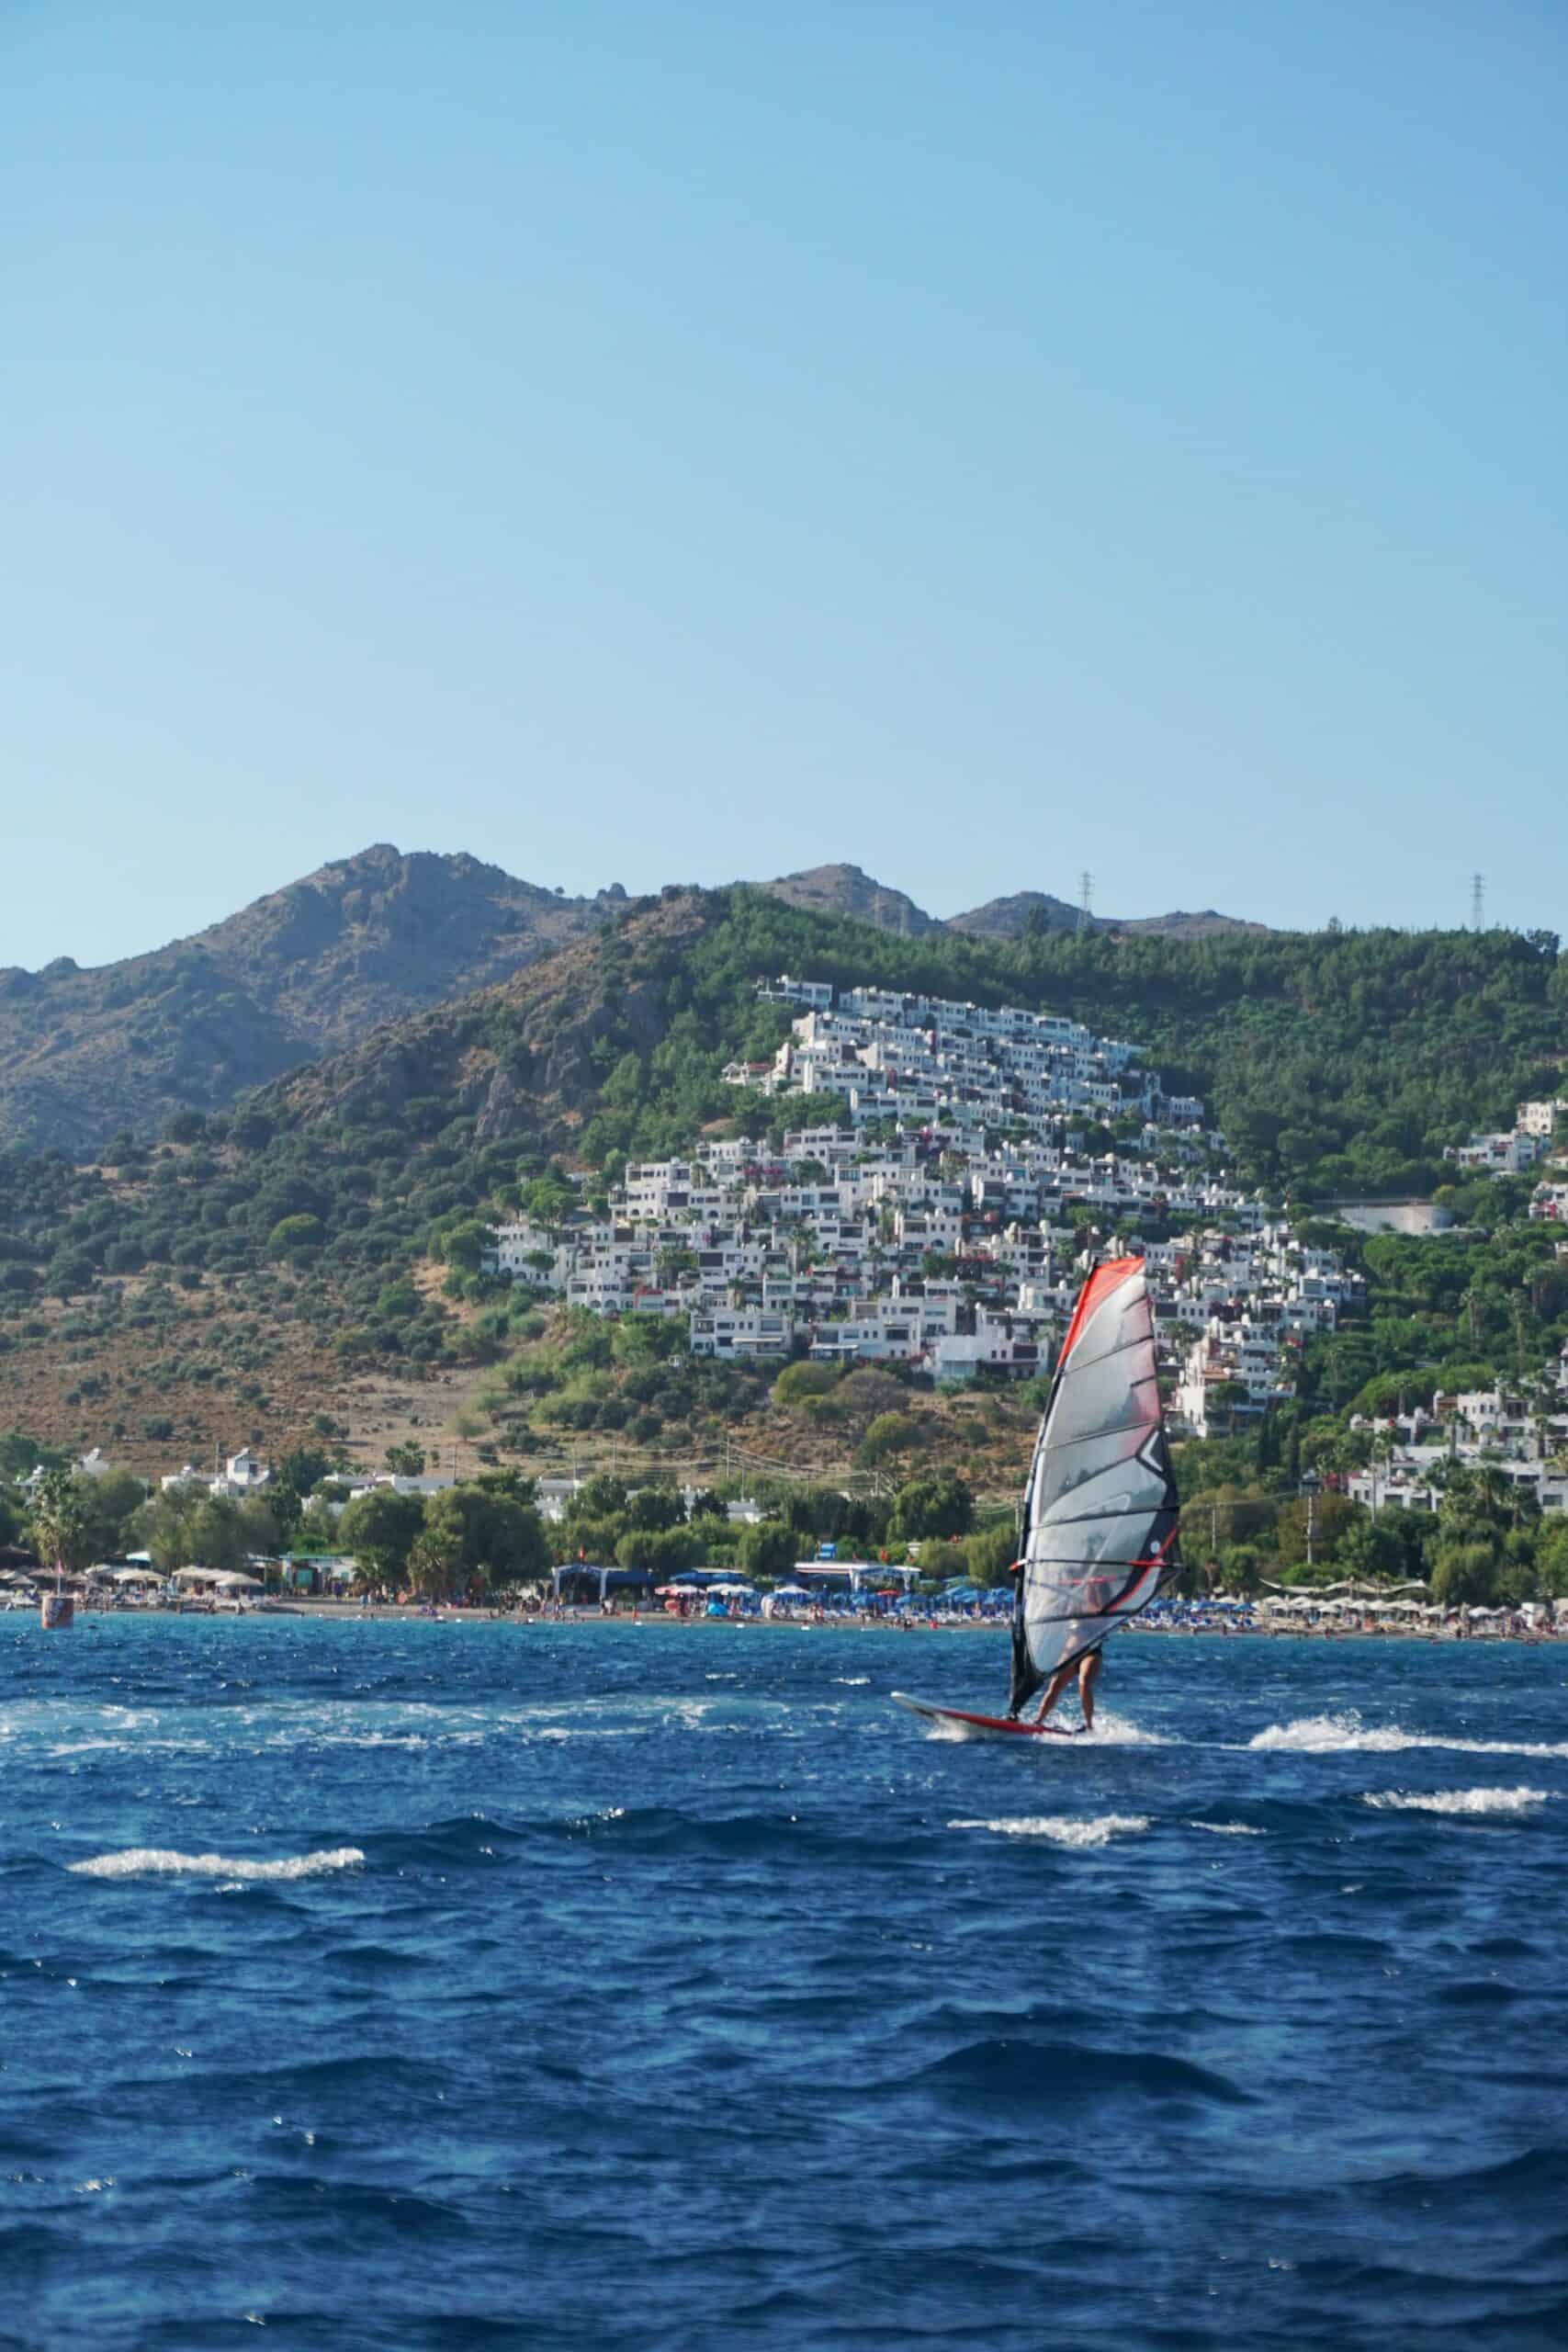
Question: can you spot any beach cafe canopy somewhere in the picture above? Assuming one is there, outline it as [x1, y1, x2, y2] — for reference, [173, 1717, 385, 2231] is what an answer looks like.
[770, 1585, 813, 1600]
[217, 1571, 264, 1591]
[795, 1562, 921, 1593]
[110, 1565, 160, 1584]
[172, 1565, 230, 1587]
[704, 1581, 757, 1598]
[551, 1564, 655, 1602]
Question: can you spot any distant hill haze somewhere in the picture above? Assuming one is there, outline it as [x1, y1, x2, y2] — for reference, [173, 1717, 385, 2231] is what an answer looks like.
[0, 847, 1267, 1153]
[777, 865, 1269, 944]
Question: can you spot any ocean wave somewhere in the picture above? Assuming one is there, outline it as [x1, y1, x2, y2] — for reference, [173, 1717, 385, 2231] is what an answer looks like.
[910, 2035, 1250, 2105]
[1360, 1787, 1549, 1818]
[949, 1814, 1151, 1848]
[69, 1847, 365, 1881]
[921, 1705, 1168, 1747]
[1089, 1709, 1171, 1747]
[363, 1815, 531, 1869]
[1247, 1712, 1568, 1759]
[1189, 1821, 1266, 1837]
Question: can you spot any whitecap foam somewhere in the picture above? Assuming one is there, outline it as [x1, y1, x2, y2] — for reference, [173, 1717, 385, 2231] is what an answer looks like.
[949, 1814, 1151, 1848]
[1190, 1821, 1266, 1837]
[1247, 1713, 1568, 1760]
[1360, 1787, 1549, 1819]
[69, 1847, 365, 1881]
[1082, 1709, 1170, 1747]
[922, 1705, 1168, 1747]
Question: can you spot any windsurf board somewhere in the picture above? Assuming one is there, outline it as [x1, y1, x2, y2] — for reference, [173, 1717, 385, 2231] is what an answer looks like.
[890, 1690, 1081, 1739]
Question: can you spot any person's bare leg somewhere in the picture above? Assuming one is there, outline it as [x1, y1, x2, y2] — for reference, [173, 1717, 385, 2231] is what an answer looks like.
[1035, 1663, 1073, 1724]
[1079, 1652, 1101, 1731]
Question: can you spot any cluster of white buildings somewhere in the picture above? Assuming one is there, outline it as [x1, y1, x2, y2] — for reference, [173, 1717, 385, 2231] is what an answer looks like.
[1525, 1102, 1568, 1224]
[1167, 1228, 1365, 1437]
[480, 976, 1366, 1420]
[726, 978, 1205, 1133]
[157, 1447, 276, 1499]
[1346, 1348, 1568, 1517]
[1447, 1099, 1563, 1180]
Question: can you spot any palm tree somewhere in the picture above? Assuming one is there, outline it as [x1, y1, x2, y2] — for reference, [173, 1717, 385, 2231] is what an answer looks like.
[1472, 1461, 1511, 1523]
[29, 1468, 89, 1582]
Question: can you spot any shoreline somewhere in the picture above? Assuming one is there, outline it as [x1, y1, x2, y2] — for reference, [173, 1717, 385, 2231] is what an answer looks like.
[25, 1597, 1558, 1645]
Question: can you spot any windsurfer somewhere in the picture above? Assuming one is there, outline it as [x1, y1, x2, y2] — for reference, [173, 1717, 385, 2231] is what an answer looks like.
[1034, 1646, 1101, 1731]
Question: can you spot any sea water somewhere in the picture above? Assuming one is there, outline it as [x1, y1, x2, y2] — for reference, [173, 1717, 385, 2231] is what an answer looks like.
[3, 1620, 1566, 2351]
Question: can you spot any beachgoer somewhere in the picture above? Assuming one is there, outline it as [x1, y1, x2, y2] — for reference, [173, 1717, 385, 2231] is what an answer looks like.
[1034, 1646, 1101, 1730]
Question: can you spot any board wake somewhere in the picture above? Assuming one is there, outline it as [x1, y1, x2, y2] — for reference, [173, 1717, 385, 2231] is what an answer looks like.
[890, 1690, 1081, 1740]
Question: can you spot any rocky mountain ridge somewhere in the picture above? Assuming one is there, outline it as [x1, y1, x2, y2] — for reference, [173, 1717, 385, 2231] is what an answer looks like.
[0, 848, 1267, 1153]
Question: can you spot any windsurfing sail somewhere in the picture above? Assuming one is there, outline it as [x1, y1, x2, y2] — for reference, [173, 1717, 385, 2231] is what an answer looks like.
[1009, 1254, 1180, 1715]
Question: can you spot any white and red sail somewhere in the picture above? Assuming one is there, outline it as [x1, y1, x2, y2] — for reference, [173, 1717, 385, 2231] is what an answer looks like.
[1009, 1255, 1180, 1713]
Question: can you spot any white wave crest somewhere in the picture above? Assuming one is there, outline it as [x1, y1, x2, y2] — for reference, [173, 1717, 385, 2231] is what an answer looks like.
[1247, 1713, 1568, 1760]
[949, 1814, 1151, 1848]
[70, 1847, 365, 1881]
[1360, 1787, 1550, 1818]
[1083, 1709, 1170, 1747]
[1190, 1821, 1266, 1837]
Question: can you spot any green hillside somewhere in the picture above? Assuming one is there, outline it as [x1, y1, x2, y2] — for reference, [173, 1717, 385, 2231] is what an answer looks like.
[1, 888, 1564, 1474]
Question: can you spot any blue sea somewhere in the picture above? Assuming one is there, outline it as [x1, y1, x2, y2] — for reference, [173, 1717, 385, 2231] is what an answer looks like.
[3, 1619, 1566, 2352]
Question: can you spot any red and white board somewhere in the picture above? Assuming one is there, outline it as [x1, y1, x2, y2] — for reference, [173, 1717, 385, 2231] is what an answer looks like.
[890, 1690, 1080, 1740]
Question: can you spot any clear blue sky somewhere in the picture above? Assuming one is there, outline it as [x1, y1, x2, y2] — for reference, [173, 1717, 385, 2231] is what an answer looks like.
[4, 1, 1564, 967]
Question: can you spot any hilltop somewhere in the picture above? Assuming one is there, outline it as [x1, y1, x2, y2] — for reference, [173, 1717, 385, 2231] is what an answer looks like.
[946, 889, 1268, 942]
[0, 845, 622, 1155]
[764, 865, 1268, 942]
